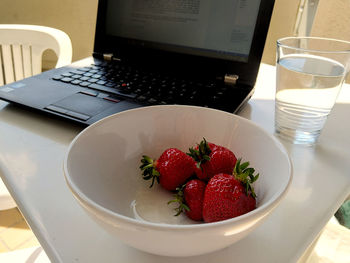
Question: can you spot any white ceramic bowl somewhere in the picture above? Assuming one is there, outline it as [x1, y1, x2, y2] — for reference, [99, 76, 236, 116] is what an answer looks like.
[64, 105, 292, 257]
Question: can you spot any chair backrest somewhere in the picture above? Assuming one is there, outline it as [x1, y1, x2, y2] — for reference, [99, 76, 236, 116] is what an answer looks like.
[0, 24, 72, 86]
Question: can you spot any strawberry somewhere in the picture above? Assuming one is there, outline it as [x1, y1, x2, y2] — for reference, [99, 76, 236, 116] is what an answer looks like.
[168, 179, 206, 221]
[184, 179, 206, 221]
[187, 138, 237, 181]
[202, 159, 259, 223]
[140, 148, 196, 191]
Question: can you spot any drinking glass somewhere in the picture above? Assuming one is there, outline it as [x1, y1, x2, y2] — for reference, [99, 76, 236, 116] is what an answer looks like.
[275, 37, 350, 145]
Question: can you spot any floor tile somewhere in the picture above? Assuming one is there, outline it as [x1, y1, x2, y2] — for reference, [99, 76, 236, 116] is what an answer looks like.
[0, 239, 9, 253]
[0, 208, 24, 232]
[16, 235, 40, 250]
[0, 220, 36, 250]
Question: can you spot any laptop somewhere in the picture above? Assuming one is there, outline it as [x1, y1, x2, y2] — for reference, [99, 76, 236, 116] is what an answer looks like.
[0, 0, 275, 125]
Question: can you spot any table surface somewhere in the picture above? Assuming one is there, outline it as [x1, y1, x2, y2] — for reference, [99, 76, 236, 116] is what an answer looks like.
[1, 63, 349, 263]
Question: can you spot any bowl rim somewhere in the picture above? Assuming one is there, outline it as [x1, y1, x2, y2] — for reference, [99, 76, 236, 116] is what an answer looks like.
[63, 105, 293, 231]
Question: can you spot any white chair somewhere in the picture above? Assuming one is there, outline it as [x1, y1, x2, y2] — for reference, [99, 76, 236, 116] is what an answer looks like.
[0, 24, 72, 210]
[0, 24, 72, 85]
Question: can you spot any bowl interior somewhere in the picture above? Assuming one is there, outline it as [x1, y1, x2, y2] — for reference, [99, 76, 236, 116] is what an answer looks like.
[65, 105, 291, 225]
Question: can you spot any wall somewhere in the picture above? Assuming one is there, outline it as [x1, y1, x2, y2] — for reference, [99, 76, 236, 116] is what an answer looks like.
[311, 0, 350, 82]
[311, 0, 350, 40]
[0, 0, 98, 69]
[261, 0, 300, 65]
[1, 0, 349, 70]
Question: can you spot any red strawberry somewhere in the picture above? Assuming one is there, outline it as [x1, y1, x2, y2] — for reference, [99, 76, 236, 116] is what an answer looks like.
[168, 179, 206, 221]
[206, 142, 227, 152]
[202, 159, 259, 223]
[140, 148, 196, 191]
[184, 179, 206, 221]
[188, 138, 237, 181]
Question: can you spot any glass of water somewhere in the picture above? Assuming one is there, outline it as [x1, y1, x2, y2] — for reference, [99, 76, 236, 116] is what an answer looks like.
[275, 37, 350, 145]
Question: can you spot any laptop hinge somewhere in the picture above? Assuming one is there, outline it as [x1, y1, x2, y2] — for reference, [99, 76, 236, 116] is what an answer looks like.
[103, 53, 113, 61]
[92, 52, 122, 61]
[102, 53, 121, 62]
[224, 74, 239, 86]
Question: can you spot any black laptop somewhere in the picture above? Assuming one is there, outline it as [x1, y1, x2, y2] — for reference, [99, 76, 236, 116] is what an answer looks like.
[0, 0, 275, 125]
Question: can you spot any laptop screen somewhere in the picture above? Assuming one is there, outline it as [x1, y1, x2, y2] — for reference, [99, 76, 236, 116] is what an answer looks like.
[105, 0, 262, 63]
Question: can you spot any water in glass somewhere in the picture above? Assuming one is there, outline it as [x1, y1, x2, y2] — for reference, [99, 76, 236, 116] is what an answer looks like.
[275, 54, 345, 144]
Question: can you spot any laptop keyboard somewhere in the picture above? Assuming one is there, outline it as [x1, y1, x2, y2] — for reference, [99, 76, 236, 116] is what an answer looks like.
[52, 60, 249, 112]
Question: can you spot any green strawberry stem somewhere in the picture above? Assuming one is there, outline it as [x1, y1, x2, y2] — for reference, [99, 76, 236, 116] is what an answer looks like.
[233, 158, 259, 199]
[187, 137, 211, 169]
[139, 155, 160, 188]
[167, 184, 190, 216]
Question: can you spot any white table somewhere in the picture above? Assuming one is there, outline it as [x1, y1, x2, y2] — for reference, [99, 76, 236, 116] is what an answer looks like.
[0, 63, 349, 262]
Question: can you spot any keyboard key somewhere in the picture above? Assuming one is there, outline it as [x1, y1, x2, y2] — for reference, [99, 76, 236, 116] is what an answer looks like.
[71, 79, 82, 85]
[61, 77, 73, 83]
[83, 72, 94, 77]
[105, 82, 115, 87]
[147, 98, 158, 104]
[88, 83, 113, 93]
[115, 90, 137, 99]
[88, 83, 137, 99]
[77, 67, 91, 72]
[134, 88, 142, 94]
[96, 80, 107, 85]
[88, 78, 99, 83]
[93, 61, 107, 67]
[52, 75, 63, 80]
[136, 95, 147, 102]
[61, 72, 73, 77]
[79, 81, 91, 87]
[70, 70, 84, 75]
[91, 74, 102, 79]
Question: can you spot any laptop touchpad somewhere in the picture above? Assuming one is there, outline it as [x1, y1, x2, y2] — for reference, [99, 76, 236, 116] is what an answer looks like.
[50, 93, 114, 116]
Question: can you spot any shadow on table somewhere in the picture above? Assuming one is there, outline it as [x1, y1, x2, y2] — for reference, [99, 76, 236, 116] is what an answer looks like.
[0, 101, 83, 145]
